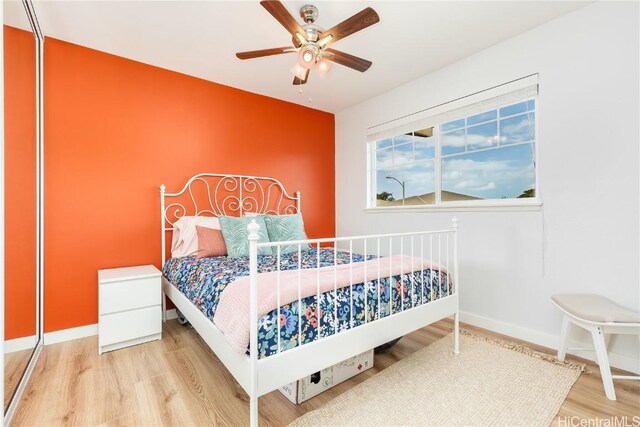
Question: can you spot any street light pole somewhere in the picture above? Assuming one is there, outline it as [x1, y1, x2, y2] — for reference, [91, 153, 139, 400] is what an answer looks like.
[385, 175, 406, 205]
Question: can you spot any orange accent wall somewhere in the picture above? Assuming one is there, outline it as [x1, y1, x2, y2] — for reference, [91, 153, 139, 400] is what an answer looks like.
[42, 37, 335, 333]
[4, 26, 38, 340]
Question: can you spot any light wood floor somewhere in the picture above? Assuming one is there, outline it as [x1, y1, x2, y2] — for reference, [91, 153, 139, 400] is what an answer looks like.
[11, 319, 640, 426]
[4, 348, 34, 409]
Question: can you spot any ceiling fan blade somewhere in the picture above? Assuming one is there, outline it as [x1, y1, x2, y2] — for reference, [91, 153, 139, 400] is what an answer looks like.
[324, 49, 372, 72]
[260, 1, 305, 46]
[293, 69, 310, 85]
[236, 47, 293, 60]
[320, 7, 379, 45]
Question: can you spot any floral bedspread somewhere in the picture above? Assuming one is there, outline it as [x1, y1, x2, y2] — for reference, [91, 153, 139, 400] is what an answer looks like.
[163, 248, 451, 359]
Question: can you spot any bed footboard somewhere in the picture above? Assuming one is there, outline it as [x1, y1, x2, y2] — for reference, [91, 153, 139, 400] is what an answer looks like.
[245, 218, 460, 426]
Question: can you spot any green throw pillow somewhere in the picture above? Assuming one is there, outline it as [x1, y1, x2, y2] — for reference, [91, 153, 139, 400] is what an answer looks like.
[218, 215, 272, 258]
[262, 213, 309, 255]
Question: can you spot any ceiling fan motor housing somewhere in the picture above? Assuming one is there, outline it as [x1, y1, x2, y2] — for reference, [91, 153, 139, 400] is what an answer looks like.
[300, 5, 318, 24]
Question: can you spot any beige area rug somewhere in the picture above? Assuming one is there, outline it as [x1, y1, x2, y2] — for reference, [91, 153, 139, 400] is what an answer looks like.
[289, 332, 583, 427]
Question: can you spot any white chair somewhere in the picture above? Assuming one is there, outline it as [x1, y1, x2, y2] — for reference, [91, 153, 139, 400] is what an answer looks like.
[551, 293, 640, 401]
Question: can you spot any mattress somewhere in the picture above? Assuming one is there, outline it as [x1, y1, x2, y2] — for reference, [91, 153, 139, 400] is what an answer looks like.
[163, 248, 451, 358]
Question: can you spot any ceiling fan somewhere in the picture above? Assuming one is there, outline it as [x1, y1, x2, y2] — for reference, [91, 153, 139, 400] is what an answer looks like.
[236, 1, 380, 85]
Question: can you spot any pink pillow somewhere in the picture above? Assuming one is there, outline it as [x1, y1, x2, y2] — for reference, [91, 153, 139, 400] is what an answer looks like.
[196, 225, 227, 258]
[171, 216, 221, 258]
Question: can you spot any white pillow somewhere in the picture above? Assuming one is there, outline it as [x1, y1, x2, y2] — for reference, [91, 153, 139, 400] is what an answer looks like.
[171, 216, 221, 258]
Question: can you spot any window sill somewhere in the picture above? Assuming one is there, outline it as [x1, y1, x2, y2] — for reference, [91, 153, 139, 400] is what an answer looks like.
[364, 200, 542, 213]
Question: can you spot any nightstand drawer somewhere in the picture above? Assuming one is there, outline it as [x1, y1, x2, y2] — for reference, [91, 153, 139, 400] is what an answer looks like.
[99, 305, 161, 347]
[99, 276, 160, 315]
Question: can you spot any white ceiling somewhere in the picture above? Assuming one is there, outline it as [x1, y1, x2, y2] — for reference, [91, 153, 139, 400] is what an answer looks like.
[4, 1, 589, 113]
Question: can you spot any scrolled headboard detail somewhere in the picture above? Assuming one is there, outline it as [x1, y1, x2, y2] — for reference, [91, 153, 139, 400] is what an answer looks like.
[160, 173, 301, 263]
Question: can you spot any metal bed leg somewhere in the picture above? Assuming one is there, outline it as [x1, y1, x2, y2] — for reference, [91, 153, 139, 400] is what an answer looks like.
[454, 311, 460, 355]
[250, 396, 258, 427]
[162, 292, 167, 322]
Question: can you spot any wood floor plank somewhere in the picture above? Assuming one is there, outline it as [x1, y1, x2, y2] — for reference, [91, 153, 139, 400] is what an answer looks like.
[4, 348, 34, 408]
[11, 319, 640, 426]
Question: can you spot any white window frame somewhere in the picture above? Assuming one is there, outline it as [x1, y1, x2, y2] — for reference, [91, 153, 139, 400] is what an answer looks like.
[366, 75, 541, 213]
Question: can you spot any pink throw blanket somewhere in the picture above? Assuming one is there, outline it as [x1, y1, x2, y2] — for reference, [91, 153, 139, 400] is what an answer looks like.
[213, 254, 448, 354]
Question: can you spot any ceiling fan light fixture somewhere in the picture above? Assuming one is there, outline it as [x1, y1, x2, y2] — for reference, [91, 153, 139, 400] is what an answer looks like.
[298, 43, 319, 69]
[316, 58, 332, 78]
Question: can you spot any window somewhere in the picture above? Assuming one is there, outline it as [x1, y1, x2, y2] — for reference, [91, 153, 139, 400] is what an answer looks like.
[369, 80, 538, 209]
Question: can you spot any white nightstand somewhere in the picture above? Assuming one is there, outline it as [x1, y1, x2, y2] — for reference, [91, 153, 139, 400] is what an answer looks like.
[98, 265, 162, 355]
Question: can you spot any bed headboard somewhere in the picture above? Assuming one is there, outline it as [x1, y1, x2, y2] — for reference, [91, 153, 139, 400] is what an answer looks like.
[160, 173, 301, 264]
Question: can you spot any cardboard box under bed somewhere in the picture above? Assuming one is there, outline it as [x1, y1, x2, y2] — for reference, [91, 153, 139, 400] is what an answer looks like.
[278, 350, 374, 404]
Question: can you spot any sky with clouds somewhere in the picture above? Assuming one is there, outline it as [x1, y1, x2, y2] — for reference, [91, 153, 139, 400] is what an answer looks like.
[375, 101, 535, 201]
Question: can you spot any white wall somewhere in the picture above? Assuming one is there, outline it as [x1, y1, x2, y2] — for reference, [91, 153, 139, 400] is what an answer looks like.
[335, 1, 639, 372]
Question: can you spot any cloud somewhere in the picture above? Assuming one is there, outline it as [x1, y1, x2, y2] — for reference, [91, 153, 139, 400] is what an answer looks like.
[441, 132, 466, 148]
[442, 156, 534, 198]
[442, 130, 499, 151]
[500, 114, 534, 143]
[375, 148, 394, 168]
[376, 146, 416, 168]
[455, 181, 496, 191]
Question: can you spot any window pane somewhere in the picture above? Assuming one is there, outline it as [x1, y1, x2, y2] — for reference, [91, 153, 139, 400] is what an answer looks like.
[376, 161, 435, 206]
[499, 99, 535, 117]
[414, 127, 435, 160]
[393, 141, 414, 165]
[441, 129, 465, 156]
[376, 138, 392, 149]
[441, 118, 464, 132]
[393, 134, 412, 146]
[375, 147, 393, 169]
[442, 143, 535, 201]
[500, 112, 535, 145]
[467, 121, 498, 151]
[467, 110, 497, 126]
[415, 137, 435, 160]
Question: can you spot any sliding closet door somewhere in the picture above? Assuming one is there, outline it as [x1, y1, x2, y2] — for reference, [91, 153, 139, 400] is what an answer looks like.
[3, 19, 39, 413]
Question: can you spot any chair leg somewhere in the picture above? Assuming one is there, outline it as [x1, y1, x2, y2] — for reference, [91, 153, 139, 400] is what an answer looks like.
[557, 315, 571, 362]
[594, 333, 612, 366]
[591, 326, 616, 400]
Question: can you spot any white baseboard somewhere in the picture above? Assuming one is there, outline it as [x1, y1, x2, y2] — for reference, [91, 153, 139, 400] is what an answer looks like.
[41, 309, 640, 374]
[43, 323, 98, 345]
[459, 311, 640, 375]
[41, 309, 178, 346]
[4, 334, 37, 353]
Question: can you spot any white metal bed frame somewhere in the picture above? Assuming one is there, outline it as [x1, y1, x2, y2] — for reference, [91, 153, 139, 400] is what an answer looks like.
[160, 173, 460, 426]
